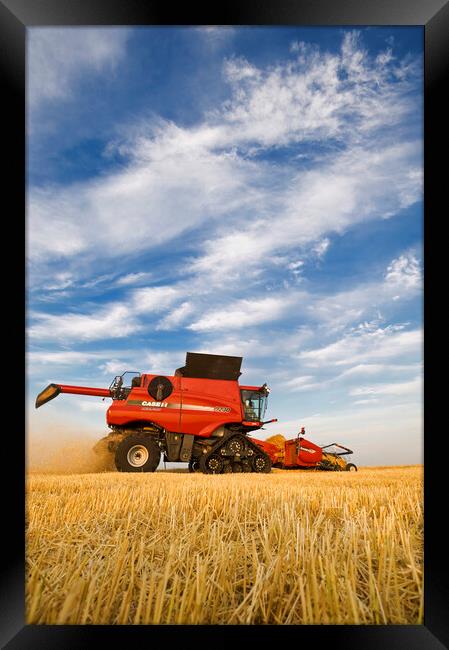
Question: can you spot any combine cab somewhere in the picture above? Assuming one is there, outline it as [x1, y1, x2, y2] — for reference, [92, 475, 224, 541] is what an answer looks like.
[35, 352, 277, 474]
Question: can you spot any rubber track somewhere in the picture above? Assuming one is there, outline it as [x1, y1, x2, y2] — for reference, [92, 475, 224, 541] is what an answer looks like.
[199, 432, 271, 474]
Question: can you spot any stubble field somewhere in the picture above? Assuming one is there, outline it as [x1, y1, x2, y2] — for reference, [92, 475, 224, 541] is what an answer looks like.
[26, 466, 423, 625]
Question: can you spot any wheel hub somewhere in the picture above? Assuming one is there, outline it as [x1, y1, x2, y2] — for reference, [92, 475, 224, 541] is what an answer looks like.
[254, 456, 267, 471]
[227, 438, 244, 455]
[208, 457, 220, 470]
[127, 444, 149, 467]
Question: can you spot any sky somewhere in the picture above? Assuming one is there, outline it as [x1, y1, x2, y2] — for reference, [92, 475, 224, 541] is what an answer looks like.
[26, 26, 423, 466]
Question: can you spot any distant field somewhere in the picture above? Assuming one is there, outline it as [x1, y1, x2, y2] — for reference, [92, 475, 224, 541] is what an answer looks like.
[26, 466, 423, 625]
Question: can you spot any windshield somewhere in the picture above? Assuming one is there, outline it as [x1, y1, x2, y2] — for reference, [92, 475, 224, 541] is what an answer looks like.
[241, 390, 268, 422]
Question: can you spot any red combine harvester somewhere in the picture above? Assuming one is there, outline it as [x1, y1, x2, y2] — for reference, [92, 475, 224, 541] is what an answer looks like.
[35, 352, 357, 474]
[35, 353, 277, 474]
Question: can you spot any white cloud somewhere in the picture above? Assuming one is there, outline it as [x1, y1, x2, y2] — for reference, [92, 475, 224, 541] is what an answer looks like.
[385, 253, 422, 291]
[45, 272, 74, 291]
[80, 275, 114, 289]
[27, 284, 185, 342]
[99, 359, 130, 375]
[28, 303, 140, 341]
[288, 260, 304, 271]
[116, 272, 153, 286]
[27, 246, 422, 349]
[197, 326, 315, 362]
[308, 252, 422, 329]
[97, 350, 184, 376]
[313, 238, 330, 258]
[157, 302, 195, 330]
[299, 325, 422, 368]
[376, 49, 394, 66]
[219, 31, 419, 149]
[350, 376, 421, 397]
[27, 346, 188, 383]
[27, 350, 111, 365]
[27, 130, 263, 265]
[191, 141, 422, 281]
[337, 362, 422, 379]
[131, 286, 180, 314]
[142, 351, 185, 375]
[28, 31, 422, 285]
[28, 28, 130, 108]
[188, 296, 293, 332]
[224, 56, 261, 82]
[337, 363, 387, 378]
[284, 375, 320, 391]
[196, 338, 263, 358]
[28, 192, 88, 259]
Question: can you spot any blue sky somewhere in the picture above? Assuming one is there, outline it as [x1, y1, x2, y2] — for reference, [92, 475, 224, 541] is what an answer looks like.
[26, 26, 423, 466]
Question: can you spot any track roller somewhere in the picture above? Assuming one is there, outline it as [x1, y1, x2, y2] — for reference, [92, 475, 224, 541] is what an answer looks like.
[199, 432, 272, 474]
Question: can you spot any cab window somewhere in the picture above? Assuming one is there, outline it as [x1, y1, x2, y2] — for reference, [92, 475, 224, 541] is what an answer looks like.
[240, 390, 268, 422]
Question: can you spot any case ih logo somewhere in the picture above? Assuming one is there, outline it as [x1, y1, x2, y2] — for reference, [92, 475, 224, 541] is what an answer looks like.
[128, 400, 231, 413]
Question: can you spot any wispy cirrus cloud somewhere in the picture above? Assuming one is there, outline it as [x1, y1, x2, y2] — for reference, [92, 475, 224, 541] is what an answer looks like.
[306, 251, 422, 330]
[349, 376, 421, 397]
[27, 250, 422, 342]
[191, 142, 422, 281]
[298, 325, 422, 368]
[157, 302, 195, 330]
[384, 252, 422, 295]
[27, 139, 264, 267]
[27, 350, 114, 366]
[219, 31, 419, 148]
[28, 303, 141, 341]
[336, 361, 422, 380]
[116, 272, 153, 287]
[28, 284, 182, 342]
[188, 296, 294, 332]
[28, 29, 422, 292]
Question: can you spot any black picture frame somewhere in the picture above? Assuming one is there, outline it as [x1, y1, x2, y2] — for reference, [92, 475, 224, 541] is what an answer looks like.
[2, 0, 447, 647]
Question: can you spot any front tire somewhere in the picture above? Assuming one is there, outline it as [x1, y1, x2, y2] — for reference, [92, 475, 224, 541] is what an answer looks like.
[115, 434, 161, 472]
[345, 463, 357, 472]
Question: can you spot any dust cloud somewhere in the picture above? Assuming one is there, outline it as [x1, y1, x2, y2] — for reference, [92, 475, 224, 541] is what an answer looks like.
[26, 424, 116, 474]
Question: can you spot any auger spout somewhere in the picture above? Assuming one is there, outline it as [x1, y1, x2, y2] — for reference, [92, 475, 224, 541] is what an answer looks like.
[35, 383, 111, 409]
